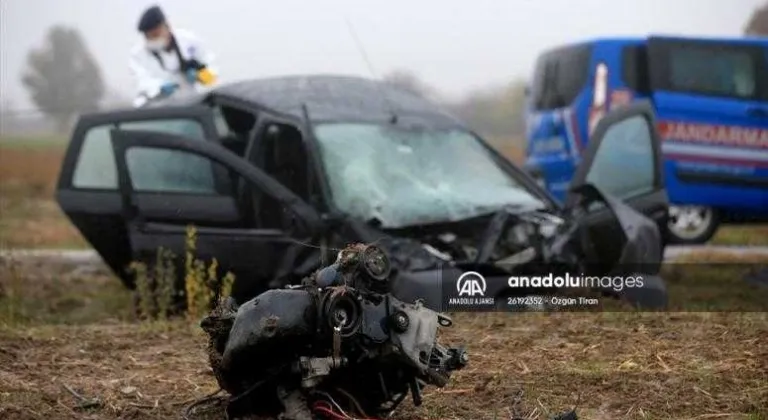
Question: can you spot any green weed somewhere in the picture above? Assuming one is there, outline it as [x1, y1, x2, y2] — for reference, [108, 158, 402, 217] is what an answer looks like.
[129, 225, 235, 323]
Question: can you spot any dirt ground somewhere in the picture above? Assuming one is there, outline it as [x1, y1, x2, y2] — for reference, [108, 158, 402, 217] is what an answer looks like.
[1, 256, 767, 420]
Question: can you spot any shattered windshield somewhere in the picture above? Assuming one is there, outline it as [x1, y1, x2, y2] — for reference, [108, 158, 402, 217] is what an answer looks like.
[314, 122, 545, 229]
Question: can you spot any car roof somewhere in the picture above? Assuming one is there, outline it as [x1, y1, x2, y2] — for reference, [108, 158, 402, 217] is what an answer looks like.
[154, 74, 466, 128]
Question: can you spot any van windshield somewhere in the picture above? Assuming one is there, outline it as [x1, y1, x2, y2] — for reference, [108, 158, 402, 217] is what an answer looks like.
[313, 123, 545, 229]
[530, 44, 593, 110]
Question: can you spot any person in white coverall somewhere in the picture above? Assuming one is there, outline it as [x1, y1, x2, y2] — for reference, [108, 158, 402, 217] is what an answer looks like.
[130, 5, 218, 107]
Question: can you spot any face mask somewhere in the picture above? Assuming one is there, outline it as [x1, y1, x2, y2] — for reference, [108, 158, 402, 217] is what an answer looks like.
[146, 37, 168, 52]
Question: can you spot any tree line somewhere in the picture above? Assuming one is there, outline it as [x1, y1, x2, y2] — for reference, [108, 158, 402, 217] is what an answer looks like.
[15, 2, 768, 137]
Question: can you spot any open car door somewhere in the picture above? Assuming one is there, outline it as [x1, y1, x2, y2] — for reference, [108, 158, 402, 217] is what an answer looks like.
[56, 106, 221, 288]
[565, 100, 669, 307]
[109, 129, 322, 302]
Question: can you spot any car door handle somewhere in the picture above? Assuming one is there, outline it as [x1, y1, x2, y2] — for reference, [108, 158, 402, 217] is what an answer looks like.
[746, 107, 768, 118]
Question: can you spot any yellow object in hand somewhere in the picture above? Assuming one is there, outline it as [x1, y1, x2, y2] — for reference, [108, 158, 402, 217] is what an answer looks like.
[197, 68, 216, 86]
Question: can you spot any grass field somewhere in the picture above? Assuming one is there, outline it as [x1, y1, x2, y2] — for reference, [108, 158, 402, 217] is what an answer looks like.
[1, 137, 768, 419]
[0, 143, 87, 248]
[1, 255, 767, 419]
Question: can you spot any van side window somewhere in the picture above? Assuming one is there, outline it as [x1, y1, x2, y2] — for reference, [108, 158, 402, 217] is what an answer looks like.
[621, 45, 650, 94]
[649, 41, 767, 100]
[531, 45, 592, 110]
[72, 118, 206, 189]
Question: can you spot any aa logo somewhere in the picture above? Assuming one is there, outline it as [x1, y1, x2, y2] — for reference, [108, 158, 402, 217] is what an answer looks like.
[456, 271, 486, 297]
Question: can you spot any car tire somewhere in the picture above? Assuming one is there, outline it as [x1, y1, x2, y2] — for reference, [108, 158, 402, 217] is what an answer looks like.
[666, 205, 720, 245]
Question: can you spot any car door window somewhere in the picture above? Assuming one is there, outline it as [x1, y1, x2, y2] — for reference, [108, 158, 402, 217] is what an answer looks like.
[255, 122, 310, 200]
[117, 140, 309, 232]
[584, 115, 655, 199]
[126, 147, 217, 194]
[212, 105, 258, 157]
[72, 118, 206, 189]
[120, 144, 246, 227]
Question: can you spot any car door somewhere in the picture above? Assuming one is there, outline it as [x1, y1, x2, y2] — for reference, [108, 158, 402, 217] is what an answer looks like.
[109, 129, 322, 302]
[646, 36, 768, 208]
[56, 106, 220, 287]
[566, 101, 669, 266]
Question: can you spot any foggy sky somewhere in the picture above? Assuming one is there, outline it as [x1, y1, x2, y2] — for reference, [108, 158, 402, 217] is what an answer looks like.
[0, 0, 762, 108]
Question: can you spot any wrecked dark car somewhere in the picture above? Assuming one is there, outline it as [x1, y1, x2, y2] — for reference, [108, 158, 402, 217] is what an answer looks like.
[55, 75, 670, 311]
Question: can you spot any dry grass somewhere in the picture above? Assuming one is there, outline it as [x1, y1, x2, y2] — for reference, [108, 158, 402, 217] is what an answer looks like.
[2, 312, 766, 420]
[0, 144, 87, 248]
[713, 226, 768, 247]
[1, 255, 768, 419]
[0, 145, 64, 197]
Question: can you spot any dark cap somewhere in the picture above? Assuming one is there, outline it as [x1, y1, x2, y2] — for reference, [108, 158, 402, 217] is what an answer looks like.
[137, 5, 166, 32]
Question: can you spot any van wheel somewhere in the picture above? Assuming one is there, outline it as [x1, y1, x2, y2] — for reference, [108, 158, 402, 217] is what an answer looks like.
[666, 205, 719, 245]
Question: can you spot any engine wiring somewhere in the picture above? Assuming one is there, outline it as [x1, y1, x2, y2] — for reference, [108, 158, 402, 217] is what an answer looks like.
[335, 387, 370, 418]
[312, 390, 382, 420]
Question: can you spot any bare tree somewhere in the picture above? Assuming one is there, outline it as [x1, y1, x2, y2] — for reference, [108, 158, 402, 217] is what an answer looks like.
[744, 1, 768, 35]
[21, 25, 105, 131]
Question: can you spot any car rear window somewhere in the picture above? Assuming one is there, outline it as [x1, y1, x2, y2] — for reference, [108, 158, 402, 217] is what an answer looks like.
[72, 118, 206, 189]
[531, 44, 593, 111]
[648, 40, 768, 101]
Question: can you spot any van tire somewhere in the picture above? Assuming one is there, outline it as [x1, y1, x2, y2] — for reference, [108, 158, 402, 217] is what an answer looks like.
[666, 205, 720, 245]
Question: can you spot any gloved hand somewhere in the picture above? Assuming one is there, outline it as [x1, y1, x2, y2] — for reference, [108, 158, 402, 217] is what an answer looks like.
[159, 82, 178, 97]
[185, 68, 199, 84]
[197, 68, 216, 86]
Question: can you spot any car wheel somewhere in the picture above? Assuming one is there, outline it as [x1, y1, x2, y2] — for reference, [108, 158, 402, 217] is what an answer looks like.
[666, 205, 720, 245]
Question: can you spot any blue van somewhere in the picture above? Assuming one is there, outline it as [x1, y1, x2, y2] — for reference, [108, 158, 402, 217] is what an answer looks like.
[524, 35, 768, 244]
